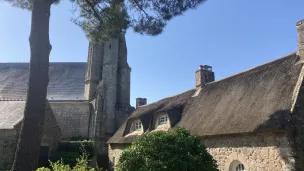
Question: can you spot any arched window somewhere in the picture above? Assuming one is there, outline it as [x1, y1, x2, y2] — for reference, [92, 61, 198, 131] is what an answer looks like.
[230, 161, 245, 171]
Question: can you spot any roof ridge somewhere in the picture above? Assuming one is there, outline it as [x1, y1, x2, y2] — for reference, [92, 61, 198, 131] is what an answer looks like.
[0, 62, 29, 63]
[49, 62, 87, 63]
[143, 52, 297, 108]
[206, 52, 297, 86]
[0, 99, 26, 101]
[0, 62, 86, 64]
[138, 88, 195, 108]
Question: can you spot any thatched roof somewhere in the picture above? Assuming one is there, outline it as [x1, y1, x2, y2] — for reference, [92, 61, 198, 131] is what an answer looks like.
[109, 89, 195, 144]
[108, 53, 304, 144]
[0, 62, 86, 100]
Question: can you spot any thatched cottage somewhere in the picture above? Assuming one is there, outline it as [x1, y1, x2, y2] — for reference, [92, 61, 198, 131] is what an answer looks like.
[107, 20, 304, 171]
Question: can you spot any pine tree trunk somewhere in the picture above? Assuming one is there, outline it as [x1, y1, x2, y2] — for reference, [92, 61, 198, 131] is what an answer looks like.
[12, 0, 52, 170]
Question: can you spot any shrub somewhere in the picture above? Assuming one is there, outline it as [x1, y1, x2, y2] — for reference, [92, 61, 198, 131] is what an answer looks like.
[116, 127, 219, 171]
[37, 154, 103, 171]
[70, 136, 89, 141]
[36, 167, 51, 171]
[51, 140, 94, 166]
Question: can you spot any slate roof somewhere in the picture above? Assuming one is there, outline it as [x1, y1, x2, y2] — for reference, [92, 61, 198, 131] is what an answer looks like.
[108, 53, 304, 144]
[0, 62, 87, 100]
[0, 101, 25, 129]
[0, 100, 61, 141]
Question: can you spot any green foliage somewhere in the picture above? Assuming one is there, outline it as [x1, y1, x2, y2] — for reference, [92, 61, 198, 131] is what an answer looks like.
[37, 154, 104, 171]
[71, 0, 129, 42]
[72, 0, 207, 41]
[51, 152, 80, 166]
[70, 136, 89, 141]
[3, 0, 59, 10]
[116, 127, 218, 171]
[51, 140, 94, 166]
[36, 167, 51, 171]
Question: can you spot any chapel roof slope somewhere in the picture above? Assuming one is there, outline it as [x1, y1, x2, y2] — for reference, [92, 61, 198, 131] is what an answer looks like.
[0, 62, 87, 100]
[0, 101, 25, 129]
[108, 52, 304, 144]
[0, 100, 59, 130]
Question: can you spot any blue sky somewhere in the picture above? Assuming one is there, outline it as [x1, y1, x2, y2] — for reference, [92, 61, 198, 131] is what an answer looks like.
[0, 0, 304, 106]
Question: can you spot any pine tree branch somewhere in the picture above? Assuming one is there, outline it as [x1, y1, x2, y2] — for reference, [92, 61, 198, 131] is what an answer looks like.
[131, 0, 149, 17]
[84, 0, 102, 23]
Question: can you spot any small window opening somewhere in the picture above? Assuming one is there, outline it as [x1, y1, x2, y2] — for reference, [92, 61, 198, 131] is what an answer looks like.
[109, 45, 112, 49]
[134, 121, 142, 130]
[230, 161, 245, 171]
[131, 120, 142, 132]
[235, 164, 245, 171]
[159, 115, 168, 125]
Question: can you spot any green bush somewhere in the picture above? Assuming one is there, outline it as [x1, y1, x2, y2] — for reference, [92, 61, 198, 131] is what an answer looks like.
[116, 127, 219, 171]
[70, 136, 89, 141]
[51, 152, 80, 166]
[36, 167, 51, 171]
[37, 154, 103, 171]
[51, 140, 94, 166]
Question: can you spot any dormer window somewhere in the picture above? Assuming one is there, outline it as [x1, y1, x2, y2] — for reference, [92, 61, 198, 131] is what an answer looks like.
[134, 121, 142, 130]
[130, 120, 143, 133]
[159, 115, 168, 125]
[152, 114, 170, 132]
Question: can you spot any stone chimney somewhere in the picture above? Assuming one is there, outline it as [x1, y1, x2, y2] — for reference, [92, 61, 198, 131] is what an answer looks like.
[195, 65, 215, 88]
[136, 98, 147, 108]
[297, 19, 304, 59]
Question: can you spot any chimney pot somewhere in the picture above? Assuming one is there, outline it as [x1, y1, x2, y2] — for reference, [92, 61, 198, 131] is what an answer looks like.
[136, 98, 147, 108]
[195, 65, 215, 88]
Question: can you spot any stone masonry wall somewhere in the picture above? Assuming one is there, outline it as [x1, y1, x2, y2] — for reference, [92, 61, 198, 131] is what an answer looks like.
[202, 133, 294, 171]
[0, 107, 61, 170]
[108, 133, 294, 171]
[0, 130, 17, 171]
[50, 101, 90, 139]
[108, 144, 129, 171]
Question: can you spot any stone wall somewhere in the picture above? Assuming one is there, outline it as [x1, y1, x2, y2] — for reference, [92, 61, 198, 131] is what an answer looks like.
[50, 101, 90, 139]
[202, 133, 294, 171]
[290, 77, 304, 170]
[108, 132, 294, 171]
[108, 144, 129, 171]
[0, 129, 17, 171]
[84, 42, 104, 100]
[0, 106, 61, 170]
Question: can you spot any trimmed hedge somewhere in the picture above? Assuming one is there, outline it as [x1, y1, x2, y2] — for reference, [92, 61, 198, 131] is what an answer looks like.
[51, 140, 94, 166]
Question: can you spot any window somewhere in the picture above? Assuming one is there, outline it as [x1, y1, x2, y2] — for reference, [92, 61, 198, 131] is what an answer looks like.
[230, 161, 245, 171]
[235, 164, 245, 171]
[159, 115, 168, 125]
[130, 120, 142, 133]
[134, 121, 142, 130]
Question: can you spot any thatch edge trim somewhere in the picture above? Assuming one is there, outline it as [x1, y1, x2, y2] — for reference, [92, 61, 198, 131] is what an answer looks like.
[207, 52, 298, 86]
[136, 88, 196, 109]
[291, 57, 304, 113]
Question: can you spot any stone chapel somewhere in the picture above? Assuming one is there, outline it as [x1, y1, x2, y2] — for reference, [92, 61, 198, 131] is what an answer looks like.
[0, 34, 134, 169]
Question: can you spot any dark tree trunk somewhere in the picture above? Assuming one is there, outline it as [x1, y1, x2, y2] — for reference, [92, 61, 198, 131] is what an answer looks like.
[12, 0, 53, 170]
